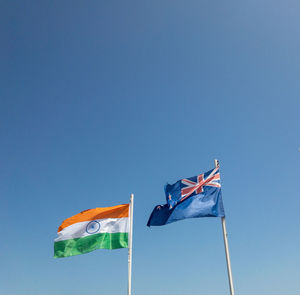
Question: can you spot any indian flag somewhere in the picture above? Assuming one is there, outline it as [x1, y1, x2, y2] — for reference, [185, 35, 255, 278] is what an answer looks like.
[54, 204, 129, 258]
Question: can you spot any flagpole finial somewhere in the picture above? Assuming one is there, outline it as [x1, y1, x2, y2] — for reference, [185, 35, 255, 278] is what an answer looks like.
[214, 159, 219, 168]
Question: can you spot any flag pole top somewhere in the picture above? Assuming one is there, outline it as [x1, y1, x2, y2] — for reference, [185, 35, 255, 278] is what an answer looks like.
[214, 159, 219, 168]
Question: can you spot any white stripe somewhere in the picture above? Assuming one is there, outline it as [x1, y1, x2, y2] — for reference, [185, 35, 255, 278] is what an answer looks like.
[55, 217, 129, 242]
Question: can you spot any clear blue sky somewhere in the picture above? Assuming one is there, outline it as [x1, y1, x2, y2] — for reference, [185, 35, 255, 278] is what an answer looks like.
[1, 1, 300, 294]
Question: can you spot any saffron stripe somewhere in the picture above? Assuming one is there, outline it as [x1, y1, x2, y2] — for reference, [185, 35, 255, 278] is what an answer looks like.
[58, 204, 129, 232]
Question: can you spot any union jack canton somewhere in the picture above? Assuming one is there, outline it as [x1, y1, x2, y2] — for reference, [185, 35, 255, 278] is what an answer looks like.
[180, 167, 221, 202]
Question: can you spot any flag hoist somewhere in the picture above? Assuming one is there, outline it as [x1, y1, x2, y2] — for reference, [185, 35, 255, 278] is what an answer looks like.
[54, 195, 134, 295]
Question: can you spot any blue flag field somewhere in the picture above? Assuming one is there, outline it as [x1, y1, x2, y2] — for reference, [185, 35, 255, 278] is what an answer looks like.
[147, 167, 225, 226]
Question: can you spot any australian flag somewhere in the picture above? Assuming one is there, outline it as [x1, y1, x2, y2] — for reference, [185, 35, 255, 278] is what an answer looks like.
[147, 167, 225, 226]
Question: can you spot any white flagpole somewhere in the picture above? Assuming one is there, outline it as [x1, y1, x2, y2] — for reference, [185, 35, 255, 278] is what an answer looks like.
[214, 159, 235, 295]
[128, 193, 134, 295]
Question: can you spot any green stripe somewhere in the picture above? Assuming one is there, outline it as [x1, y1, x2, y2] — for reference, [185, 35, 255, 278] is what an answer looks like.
[54, 232, 128, 258]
